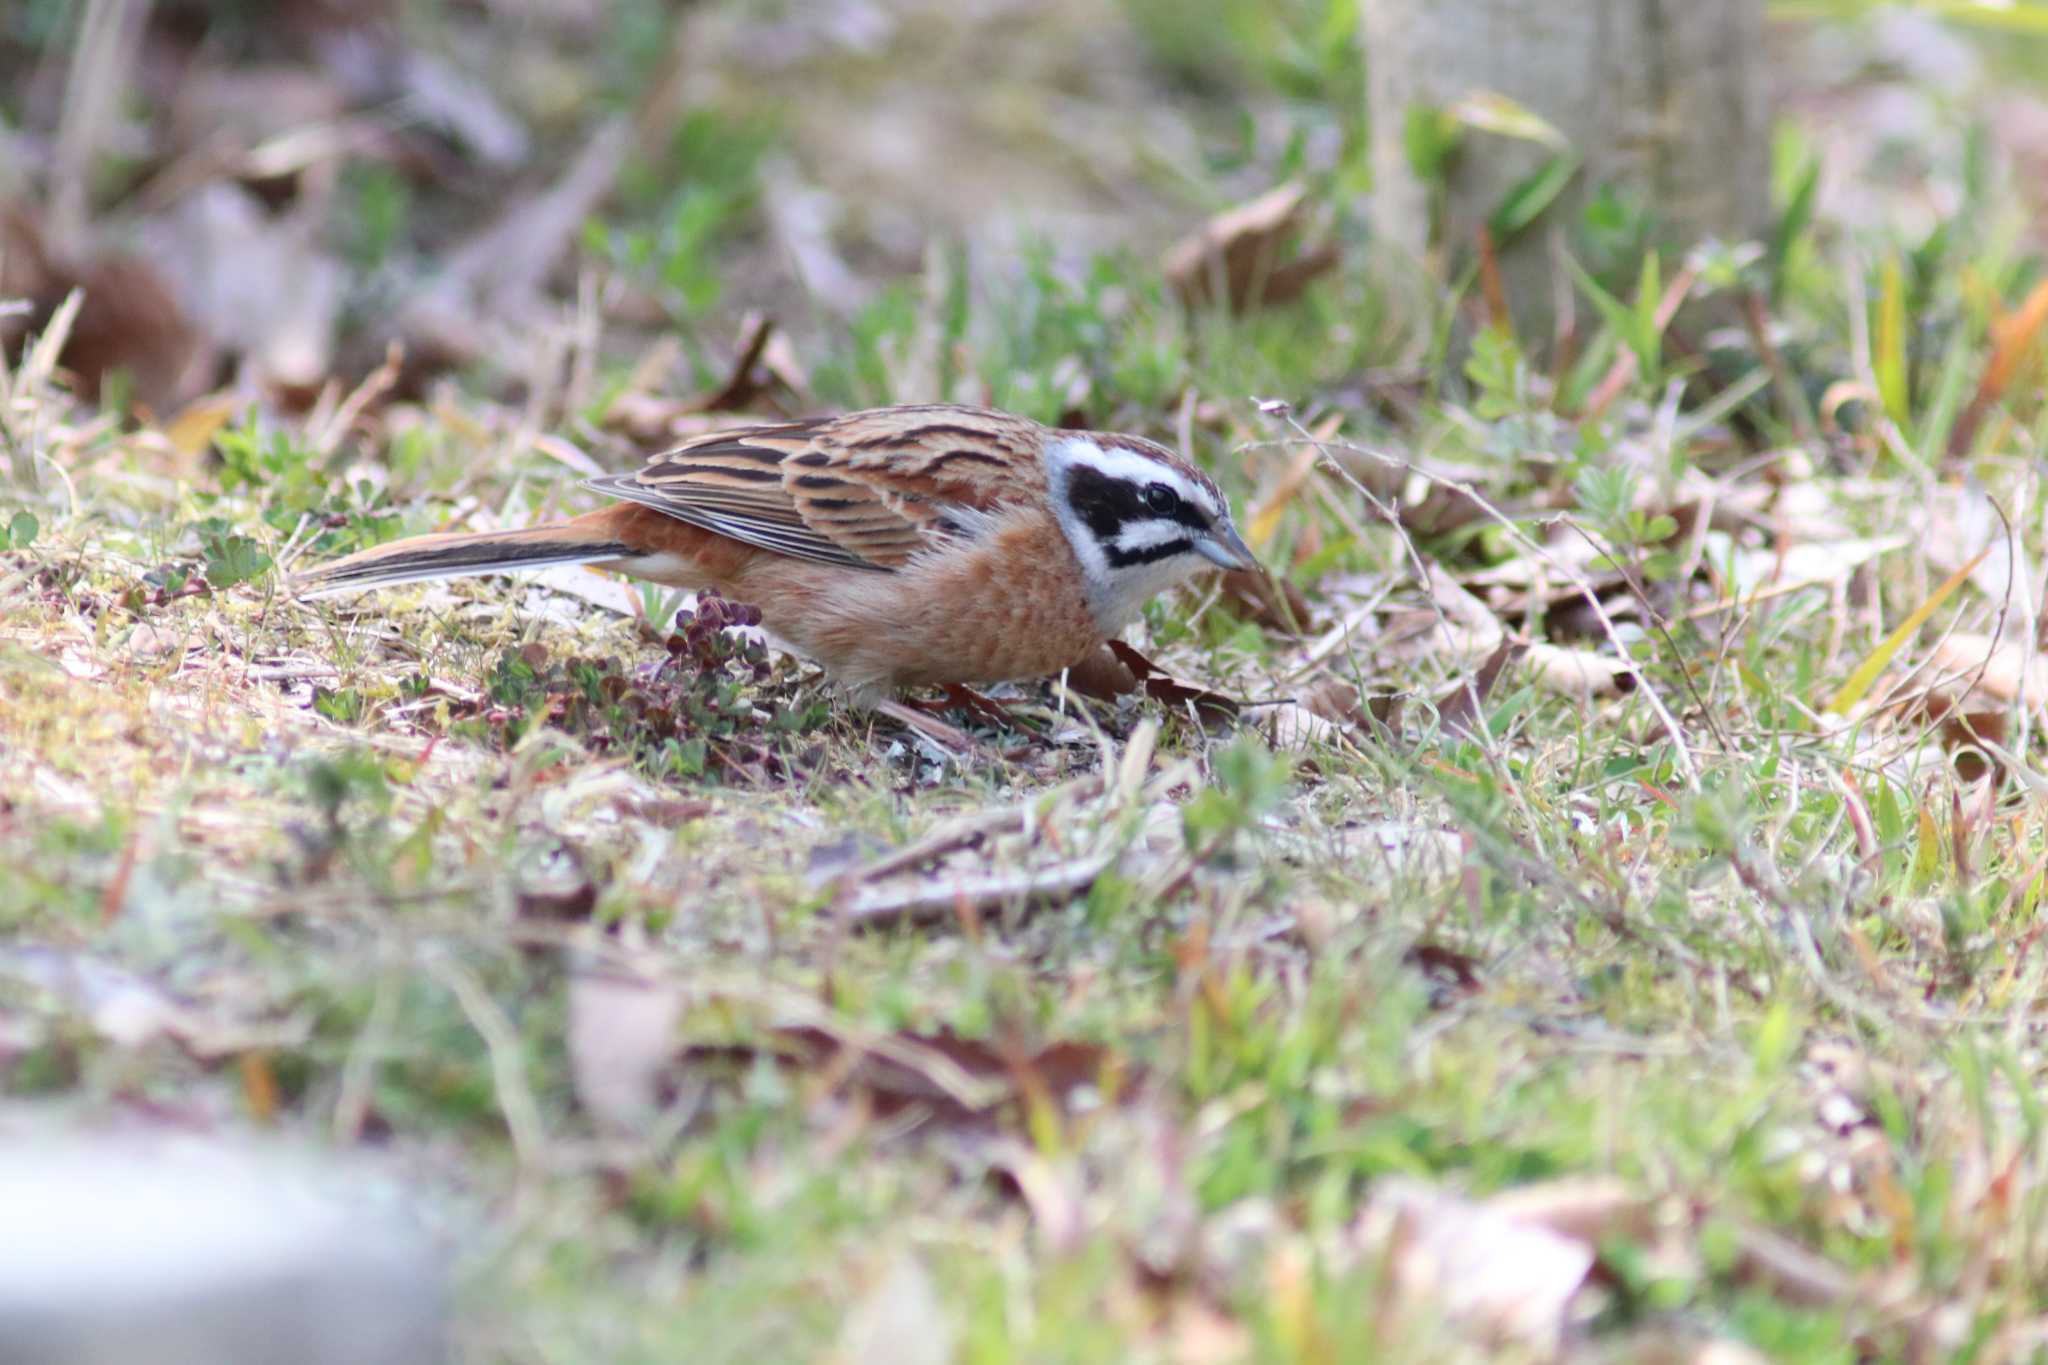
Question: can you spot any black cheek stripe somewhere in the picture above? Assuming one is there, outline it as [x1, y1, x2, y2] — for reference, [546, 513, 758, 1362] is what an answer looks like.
[1104, 538, 1194, 568]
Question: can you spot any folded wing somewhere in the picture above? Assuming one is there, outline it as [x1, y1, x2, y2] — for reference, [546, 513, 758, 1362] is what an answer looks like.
[586, 407, 1045, 571]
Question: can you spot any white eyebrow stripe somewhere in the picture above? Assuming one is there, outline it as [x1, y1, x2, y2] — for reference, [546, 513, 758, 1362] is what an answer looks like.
[1052, 436, 1224, 518]
[1052, 437, 1189, 493]
[1114, 517, 1194, 552]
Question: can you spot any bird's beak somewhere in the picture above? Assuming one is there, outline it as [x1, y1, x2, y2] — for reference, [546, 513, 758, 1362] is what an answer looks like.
[1194, 523, 1261, 573]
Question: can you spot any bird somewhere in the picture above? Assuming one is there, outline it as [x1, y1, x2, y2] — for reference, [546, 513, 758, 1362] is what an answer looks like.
[298, 403, 1260, 702]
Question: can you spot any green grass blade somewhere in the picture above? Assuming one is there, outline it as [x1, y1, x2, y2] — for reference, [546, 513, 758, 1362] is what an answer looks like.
[1823, 545, 1989, 715]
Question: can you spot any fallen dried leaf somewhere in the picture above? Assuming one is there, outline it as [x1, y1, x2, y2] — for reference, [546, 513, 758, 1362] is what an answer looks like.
[140, 182, 343, 391]
[1402, 943, 1485, 997]
[0, 946, 298, 1058]
[1434, 637, 1525, 737]
[167, 63, 348, 159]
[1163, 182, 1338, 313]
[833, 1255, 953, 1365]
[1362, 1178, 1596, 1353]
[1106, 640, 1241, 724]
[1486, 1176, 1651, 1246]
[1261, 700, 1347, 752]
[1065, 642, 1141, 700]
[1301, 677, 1404, 735]
[161, 393, 242, 460]
[689, 313, 792, 415]
[566, 966, 686, 1133]
[842, 852, 1115, 931]
[1725, 1221, 1855, 1308]
[1244, 413, 1341, 550]
[1, 210, 210, 411]
[1949, 275, 2048, 458]
[1522, 642, 1637, 699]
[1217, 569, 1313, 635]
[1925, 630, 2048, 713]
[678, 1020, 1122, 1139]
[1885, 634, 2036, 778]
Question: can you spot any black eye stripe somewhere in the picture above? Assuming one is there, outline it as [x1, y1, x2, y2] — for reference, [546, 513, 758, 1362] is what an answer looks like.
[1065, 466, 1209, 546]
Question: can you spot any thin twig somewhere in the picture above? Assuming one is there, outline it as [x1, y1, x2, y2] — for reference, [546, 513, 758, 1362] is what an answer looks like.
[333, 958, 400, 1144]
[848, 773, 1107, 886]
[1270, 410, 1702, 789]
[843, 852, 1115, 932]
[426, 955, 548, 1168]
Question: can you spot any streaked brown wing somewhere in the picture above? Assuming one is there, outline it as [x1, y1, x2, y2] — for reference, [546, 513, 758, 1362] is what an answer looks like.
[586, 407, 1044, 571]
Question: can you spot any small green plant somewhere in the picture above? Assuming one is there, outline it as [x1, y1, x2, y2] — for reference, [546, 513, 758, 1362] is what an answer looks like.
[982, 244, 1189, 424]
[588, 109, 774, 333]
[311, 686, 369, 725]
[474, 595, 825, 782]
[193, 517, 273, 589]
[339, 162, 414, 270]
[0, 509, 37, 551]
[1463, 324, 1529, 420]
[209, 415, 398, 555]
[1181, 735, 1295, 851]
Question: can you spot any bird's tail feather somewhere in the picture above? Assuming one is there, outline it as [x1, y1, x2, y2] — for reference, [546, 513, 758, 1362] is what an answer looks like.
[295, 524, 633, 597]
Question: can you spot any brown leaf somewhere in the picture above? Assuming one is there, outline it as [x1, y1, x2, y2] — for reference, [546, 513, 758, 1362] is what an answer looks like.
[1402, 942, 1484, 996]
[1242, 413, 1340, 552]
[1434, 638, 1526, 737]
[1949, 276, 2048, 458]
[1302, 677, 1405, 735]
[1217, 569, 1313, 635]
[1064, 642, 1141, 701]
[1106, 640, 1241, 724]
[1926, 630, 2048, 713]
[689, 313, 793, 415]
[1882, 630, 2048, 779]
[873, 698, 981, 758]
[687, 1023, 1128, 1136]
[513, 842, 600, 922]
[0, 211, 211, 412]
[1163, 182, 1337, 313]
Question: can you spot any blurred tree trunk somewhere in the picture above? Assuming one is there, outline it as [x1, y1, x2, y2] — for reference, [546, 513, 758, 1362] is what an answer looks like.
[1365, 0, 1768, 344]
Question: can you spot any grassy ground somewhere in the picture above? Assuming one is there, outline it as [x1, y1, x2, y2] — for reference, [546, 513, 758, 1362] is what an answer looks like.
[9, 3, 2048, 1362]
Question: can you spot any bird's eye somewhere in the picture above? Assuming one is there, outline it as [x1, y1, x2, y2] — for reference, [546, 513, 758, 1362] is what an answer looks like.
[1143, 482, 1180, 515]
